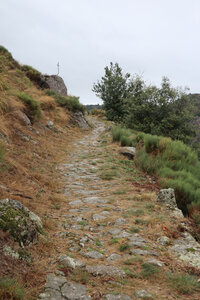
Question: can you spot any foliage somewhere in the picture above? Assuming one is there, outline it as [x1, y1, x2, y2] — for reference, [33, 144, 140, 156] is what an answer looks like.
[17, 92, 41, 122]
[94, 62, 195, 143]
[167, 272, 200, 294]
[92, 62, 134, 122]
[45, 90, 85, 113]
[0, 277, 25, 299]
[140, 263, 160, 279]
[21, 65, 41, 84]
[125, 76, 194, 144]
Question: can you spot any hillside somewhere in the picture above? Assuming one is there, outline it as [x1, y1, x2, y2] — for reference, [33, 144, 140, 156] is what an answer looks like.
[0, 47, 200, 300]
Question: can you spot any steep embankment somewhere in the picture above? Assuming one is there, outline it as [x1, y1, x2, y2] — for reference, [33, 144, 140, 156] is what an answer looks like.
[0, 46, 89, 298]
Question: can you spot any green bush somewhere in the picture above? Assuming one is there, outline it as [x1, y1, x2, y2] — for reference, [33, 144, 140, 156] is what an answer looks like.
[0, 277, 25, 299]
[17, 92, 41, 122]
[45, 90, 85, 113]
[112, 126, 135, 146]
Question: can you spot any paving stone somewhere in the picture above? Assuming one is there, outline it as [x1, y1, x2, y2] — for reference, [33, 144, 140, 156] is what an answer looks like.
[108, 228, 122, 236]
[61, 281, 91, 299]
[44, 273, 66, 290]
[84, 250, 104, 259]
[104, 295, 131, 300]
[135, 289, 153, 299]
[92, 214, 106, 221]
[115, 218, 128, 226]
[84, 197, 108, 204]
[68, 200, 83, 206]
[107, 253, 121, 262]
[58, 255, 85, 269]
[86, 265, 126, 277]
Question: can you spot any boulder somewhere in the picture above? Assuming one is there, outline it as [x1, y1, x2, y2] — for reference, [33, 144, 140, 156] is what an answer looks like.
[156, 188, 177, 209]
[41, 75, 67, 96]
[119, 147, 135, 159]
[0, 199, 43, 246]
[70, 112, 89, 130]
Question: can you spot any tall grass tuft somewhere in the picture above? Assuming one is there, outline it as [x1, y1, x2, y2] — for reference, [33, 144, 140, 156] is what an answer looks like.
[17, 92, 41, 122]
[0, 277, 25, 299]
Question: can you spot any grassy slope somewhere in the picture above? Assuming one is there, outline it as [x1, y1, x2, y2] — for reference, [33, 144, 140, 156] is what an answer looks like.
[0, 47, 86, 298]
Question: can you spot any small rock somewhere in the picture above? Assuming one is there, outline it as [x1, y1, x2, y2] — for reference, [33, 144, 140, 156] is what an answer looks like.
[61, 281, 91, 299]
[130, 249, 158, 256]
[135, 290, 153, 299]
[119, 147, 136, 159]
[58, 255, 85, 269]
[3, 246, 19, 259]
[108, 228, 122, 236]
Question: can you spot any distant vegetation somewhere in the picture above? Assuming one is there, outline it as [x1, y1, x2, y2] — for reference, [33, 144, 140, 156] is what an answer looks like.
[45, 90, 85, 113]
[85, 104, 103, 111]
[93, 62, 195, 144]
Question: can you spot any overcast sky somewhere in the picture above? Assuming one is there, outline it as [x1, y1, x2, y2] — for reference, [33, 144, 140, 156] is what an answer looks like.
[1, 0, 200, 104]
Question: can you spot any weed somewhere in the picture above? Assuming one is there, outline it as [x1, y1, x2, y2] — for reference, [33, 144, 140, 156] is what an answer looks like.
[122, 267, 137, 278]
[113, 189, 127, 195]
[141, 263, 160, 279]
[77, 220, 88, 226]
[118, 243, 131, 252]
[95, 239, 102, 247]
[0, 277, 25, 299]
[128, 226, 140, 233]
[109, 238, 121, 245]
[167, 272, 200, 294]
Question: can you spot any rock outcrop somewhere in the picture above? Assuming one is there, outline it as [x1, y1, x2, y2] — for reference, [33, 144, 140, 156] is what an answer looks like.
[41, 75, 68, 96]
[0, 199, 43, 246]
[69, 112, 89, 130]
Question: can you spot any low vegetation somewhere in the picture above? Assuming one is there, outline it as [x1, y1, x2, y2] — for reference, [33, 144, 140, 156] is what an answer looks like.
[17, 92, 41, 122]
[112, 126, 200, 215]
[0, 277, 25, 299]
[167, 272, 200, 294]
[45, 90, 85, 113]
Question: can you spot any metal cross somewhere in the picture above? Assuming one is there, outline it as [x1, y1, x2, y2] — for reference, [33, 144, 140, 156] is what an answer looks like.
[57, 62, 60, 75]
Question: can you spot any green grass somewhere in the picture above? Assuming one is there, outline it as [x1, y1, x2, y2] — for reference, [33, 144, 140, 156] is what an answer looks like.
[118, 243, 131, 252]
[109, 238, 121, 245]
[167, 272, 200, 294]
[0, 277, 25, 299]
[99, 170, 118, 180]
[17, 92, 41, 122]
[140, 263, 160, 279]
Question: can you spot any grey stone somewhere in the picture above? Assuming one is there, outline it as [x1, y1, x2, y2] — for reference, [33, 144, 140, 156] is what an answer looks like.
[135, 290, 153, 299]
[115, 218, 128, 226]
[0, 199, 43, 246]
[86, 265, 126, 277]
[70, 112, 89, 130]
[104, 295, 131, 300]
[42, 75, 68, 96]
[107, 253, 121, 262]
[68, 200, 83, 206]
[38, 289, 63, 300]
[45, 273, 67, 290]
[61, 281, 91, 299]
[92, 214, 106, 221]
[58, 255, 85, 269]
[108, 228, 122, 236]
[3, 246, 19, 259]
[157, 188, 177, 209]
[157, 236, 171, 246]
[84, 250, 104, 259]
[170, 232, 200, 269]
[84, 197, 108, 204]
[119, 147, 136, 159]
[145, 258, 163, 267]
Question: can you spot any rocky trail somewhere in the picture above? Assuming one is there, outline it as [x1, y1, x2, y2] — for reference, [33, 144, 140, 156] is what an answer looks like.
[38, 118, 200, 300]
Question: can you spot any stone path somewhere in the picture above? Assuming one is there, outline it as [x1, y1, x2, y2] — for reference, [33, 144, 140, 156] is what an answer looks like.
[38, 118, 200, 300]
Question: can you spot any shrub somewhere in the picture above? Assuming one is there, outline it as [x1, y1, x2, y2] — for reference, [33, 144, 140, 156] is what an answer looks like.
[21, 65, 41, 84]
[17, 92, 41, 122]
[0, 277, 25, 299]
[141, 263, 160, 279]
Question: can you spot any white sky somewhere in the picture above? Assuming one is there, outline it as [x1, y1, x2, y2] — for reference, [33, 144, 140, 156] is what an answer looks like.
[1, 0, 200, 104]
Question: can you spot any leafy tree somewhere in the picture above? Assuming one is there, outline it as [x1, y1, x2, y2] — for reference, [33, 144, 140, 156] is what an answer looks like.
[92, 62, 134, 122]
[125, 77, 195, 143]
